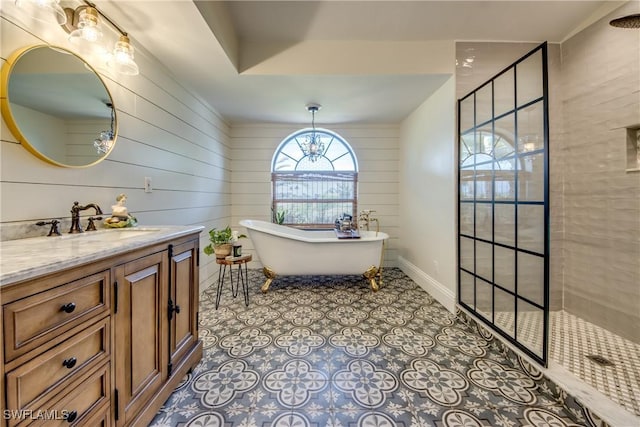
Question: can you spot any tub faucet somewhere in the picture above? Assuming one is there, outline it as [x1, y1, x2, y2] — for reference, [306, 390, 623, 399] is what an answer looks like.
[358, 210, 379, 236]
[69, 201, 103, 233]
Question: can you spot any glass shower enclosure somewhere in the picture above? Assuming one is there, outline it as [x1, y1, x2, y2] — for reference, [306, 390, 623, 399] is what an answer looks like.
[457, 43, 549, 364]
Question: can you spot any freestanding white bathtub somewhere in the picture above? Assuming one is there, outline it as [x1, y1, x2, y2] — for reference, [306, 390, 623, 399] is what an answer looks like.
[239, 219, 389, 292]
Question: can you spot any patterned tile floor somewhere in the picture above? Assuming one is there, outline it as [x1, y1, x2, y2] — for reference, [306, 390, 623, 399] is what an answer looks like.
[150, 269, 591, 427]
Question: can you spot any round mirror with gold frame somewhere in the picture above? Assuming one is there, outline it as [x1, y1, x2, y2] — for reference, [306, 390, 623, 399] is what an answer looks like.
[0, 45, 117, 168]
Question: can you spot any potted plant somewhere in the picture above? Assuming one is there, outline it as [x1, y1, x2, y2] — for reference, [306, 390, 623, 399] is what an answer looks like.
[203, 226, 247, 258]
[203, 226, 246, 259]
[273, 208, 286, 225]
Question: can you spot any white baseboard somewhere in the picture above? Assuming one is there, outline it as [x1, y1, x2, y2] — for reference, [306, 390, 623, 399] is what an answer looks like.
[398, 256, 456, 313]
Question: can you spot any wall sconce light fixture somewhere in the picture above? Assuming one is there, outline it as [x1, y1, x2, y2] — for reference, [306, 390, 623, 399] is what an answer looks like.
[61, 2, 139, 75]
[107, 35, 139, 76]
[16, 0, 140, 75]
[67, 6, 103, 53]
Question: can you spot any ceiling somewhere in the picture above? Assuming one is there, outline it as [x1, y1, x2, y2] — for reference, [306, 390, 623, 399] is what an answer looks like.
[94, 0, 621, 125]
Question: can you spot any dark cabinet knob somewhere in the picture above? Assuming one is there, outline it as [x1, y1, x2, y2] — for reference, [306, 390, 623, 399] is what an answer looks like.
[65, 410, 77, 423]
[61, 302, 76, 313]
[174, 305, 181, 314]
[62, 357, 77, 369]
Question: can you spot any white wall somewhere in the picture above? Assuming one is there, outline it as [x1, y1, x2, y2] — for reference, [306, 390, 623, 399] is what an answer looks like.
[9, 103, 67, 160]
[1, 6, 231, 293]
[230, 123, 400, 269]
[398, 76, 457, 312]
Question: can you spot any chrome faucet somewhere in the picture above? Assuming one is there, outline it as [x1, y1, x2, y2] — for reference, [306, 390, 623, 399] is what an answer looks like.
[69, 201, 103, 233]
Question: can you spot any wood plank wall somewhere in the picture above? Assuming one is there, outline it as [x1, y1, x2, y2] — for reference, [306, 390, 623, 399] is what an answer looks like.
[230, 123, 400, 269]
[0, 10, 231, 293]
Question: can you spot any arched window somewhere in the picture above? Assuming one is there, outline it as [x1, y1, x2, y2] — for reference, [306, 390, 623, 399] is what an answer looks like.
[271, 128, 358, 228]
[460, 128, 522, 200]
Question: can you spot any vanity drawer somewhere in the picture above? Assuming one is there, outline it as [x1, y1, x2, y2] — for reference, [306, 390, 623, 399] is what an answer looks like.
[3, 270, 110, 362]
[15, 362, 110, 427]
[73, 402, 111, 427]
[5, 317, 110, 414]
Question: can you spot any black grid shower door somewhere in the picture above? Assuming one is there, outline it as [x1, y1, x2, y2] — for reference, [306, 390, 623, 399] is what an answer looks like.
[457, 43, 549, 365]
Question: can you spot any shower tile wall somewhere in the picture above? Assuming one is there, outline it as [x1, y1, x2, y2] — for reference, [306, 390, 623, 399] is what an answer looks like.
[558, 3, 640, 343]
[547, 43, 564, 312]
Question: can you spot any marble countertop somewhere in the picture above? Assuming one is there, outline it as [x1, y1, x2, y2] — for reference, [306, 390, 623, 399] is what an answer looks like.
[0, 225, 204, 287]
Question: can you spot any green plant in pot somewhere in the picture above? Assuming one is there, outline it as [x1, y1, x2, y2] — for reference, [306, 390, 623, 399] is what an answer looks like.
[203, 226, 246, 259]
[272, 208, 286, 225]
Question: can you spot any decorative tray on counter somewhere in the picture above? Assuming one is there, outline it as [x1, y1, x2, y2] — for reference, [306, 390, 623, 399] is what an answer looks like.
[334, 229, 361, 239]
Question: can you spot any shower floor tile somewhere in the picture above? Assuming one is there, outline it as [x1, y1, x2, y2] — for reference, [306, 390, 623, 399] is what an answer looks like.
[478, 308, 640, 419]
[150, 269, 591, 427]
[549, 310, 640, 417]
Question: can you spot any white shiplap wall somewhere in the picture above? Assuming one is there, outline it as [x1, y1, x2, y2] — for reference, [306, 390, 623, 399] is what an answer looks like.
[0, 10, 231, 292]
[230, 123, 400, 269]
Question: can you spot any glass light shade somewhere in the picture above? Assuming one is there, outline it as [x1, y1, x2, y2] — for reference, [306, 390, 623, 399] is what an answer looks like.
[14, 0, 67, 25]
[94, 131, 114, 154]
[107, 35, 139, 76]
[301, 133, 325, 162]
[68, 7, 103, 53]
[301, 105, 324, 162]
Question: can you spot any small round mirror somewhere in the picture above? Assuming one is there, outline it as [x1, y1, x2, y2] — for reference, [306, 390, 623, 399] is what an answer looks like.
[1, 45, 116, 167]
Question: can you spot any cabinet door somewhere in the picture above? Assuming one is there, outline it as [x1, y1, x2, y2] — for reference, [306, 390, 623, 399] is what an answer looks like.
[168, 240, 199, 374]
[113, 251, 168, 426]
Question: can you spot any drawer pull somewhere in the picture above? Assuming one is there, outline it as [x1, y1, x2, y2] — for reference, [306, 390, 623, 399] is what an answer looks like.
[62, 357, 77, 369]
[61, 302, 76, 313]
[65, 410, 78, 423]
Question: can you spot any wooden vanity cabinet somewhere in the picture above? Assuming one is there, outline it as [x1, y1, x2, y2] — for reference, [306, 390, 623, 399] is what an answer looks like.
[0, 231, 202, 427]
[2, 269, 111, 427]
[168, 240, 199, 375]
[113, 250, 168, 426]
